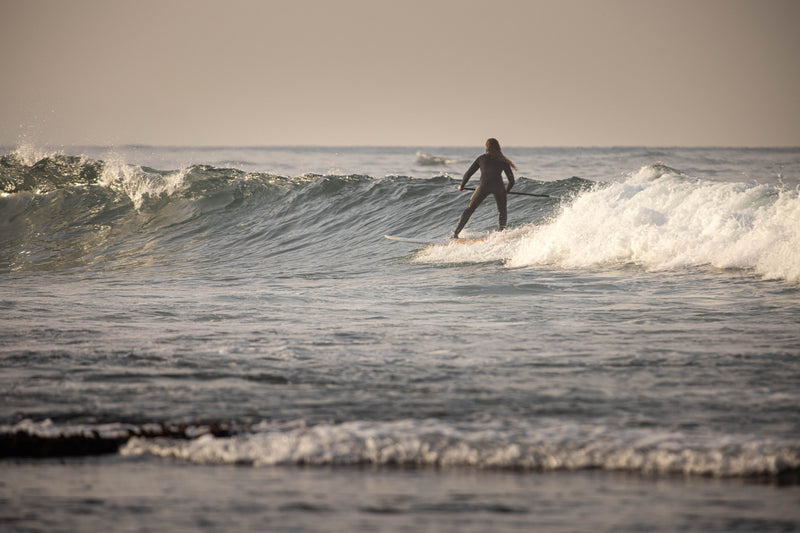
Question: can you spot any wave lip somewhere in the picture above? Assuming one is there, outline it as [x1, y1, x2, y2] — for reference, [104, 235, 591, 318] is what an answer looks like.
[119, 419, 800, 480]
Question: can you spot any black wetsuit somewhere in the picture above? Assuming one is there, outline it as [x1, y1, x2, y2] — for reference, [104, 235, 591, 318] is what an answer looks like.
[454, 154, 515, 237]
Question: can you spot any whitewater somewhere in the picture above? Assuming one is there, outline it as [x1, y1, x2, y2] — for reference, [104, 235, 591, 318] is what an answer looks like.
[417, 164, 800, 282]
[1, 145, 799, 532]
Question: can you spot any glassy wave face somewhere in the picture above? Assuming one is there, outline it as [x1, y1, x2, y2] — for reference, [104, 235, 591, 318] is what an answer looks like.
[1, 146, 799, 482]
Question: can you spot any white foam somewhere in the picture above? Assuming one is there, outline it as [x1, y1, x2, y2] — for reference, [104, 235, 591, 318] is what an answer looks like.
[119, 419, 799, 477]
[100, 158, 188, 210]
[416, 166, 800, 282]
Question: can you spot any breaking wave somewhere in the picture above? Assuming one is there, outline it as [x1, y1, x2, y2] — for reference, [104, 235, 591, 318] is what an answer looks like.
[0, 149, 572, 274]
[415, 164, 800, 282]
[4, 418, 796, 480]
[1, 150, 797, 282]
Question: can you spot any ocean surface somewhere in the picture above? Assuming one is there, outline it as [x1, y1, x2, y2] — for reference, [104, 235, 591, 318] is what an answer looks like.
[1, 145, 799, 532]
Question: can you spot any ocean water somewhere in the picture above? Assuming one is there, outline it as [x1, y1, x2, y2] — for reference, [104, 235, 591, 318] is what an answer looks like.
[1, 145, 799, 532]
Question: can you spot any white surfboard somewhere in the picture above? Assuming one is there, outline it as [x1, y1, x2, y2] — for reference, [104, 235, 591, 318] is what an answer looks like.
[384, 235, 440, 245]
[384, 235, 487, 245]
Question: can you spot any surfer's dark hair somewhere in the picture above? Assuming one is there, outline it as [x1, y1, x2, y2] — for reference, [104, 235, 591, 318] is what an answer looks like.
[485, 138, 517, 170]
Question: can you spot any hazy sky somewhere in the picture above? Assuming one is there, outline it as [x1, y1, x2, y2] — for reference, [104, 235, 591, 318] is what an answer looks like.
[2, 0, 799, 147]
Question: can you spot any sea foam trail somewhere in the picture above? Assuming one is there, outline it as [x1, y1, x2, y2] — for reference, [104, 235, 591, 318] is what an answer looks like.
[417, 165, 800, 282]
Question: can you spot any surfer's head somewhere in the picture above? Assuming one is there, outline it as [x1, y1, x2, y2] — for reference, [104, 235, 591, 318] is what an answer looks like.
[485, 138, 517, 170]
[486, 138, 501, 153]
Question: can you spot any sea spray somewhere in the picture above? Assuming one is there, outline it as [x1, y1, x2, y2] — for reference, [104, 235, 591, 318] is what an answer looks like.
[99, 158, 189, 210]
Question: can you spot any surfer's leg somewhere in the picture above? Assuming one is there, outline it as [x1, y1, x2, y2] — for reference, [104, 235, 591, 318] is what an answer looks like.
[453, 186, 489, 238]
[453, 208, 473, 238]
[494, 188, 508, 230]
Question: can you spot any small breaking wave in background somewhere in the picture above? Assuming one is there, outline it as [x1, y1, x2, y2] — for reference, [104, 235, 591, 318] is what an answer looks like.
[4, 417, 797, 480]
[415, 151, 462, 166]
[120, 419, 799, 479]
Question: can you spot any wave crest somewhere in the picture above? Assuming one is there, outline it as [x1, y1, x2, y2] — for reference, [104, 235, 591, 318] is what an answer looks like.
[1, 152, 103, 194]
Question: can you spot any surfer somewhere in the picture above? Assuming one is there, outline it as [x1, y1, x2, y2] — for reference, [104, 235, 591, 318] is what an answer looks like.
[453, 138, 516, 238]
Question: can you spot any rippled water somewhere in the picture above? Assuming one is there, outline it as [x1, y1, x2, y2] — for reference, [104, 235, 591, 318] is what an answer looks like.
[2, 145, 799, 531]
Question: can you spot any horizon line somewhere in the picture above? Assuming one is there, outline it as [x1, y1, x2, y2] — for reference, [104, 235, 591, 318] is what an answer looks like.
[4, 143, 800, 151]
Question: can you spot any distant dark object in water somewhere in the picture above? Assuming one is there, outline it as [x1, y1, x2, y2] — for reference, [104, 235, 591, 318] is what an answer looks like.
[0, 422, 233, 458]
